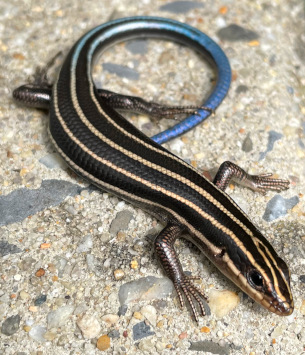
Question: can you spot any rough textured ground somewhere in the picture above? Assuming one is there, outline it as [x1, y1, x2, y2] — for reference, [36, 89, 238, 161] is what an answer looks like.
[1, 1, 305, 354]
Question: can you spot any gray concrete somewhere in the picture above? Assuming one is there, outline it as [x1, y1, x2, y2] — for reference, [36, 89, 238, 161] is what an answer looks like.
[1, 1, 304, 354]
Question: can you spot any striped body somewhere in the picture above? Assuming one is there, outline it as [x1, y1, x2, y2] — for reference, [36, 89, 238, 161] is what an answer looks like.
[14, 17, 293, 317]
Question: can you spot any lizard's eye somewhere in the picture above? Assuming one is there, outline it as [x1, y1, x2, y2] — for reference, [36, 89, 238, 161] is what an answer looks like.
[247, 270, 264, 290]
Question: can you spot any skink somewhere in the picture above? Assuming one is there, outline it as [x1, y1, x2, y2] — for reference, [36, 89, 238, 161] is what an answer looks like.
[13, 16, 293, 321]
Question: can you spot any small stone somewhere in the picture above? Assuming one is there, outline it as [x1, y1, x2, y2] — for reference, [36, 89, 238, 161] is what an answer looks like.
[0, 180, 85, 226]
[263, 195, 299, 222]
[19, 290, 30, 300]
[23, 325, 31, 332]
[119, 276, 174, 305]
[217, 24, 259, 42]
[76, 234, 93, 253]
[77, 313, 101, 339]
[138, 338, 155, 352]
[200, 326, 210, 333]
[40, 242, 51, 249]
[113, 269, 125, 280]
[159, 1, 204, 14]
[28, 325, 46, 342]
[189, 340, 230, 354]
[96, 334, 111, 351]
[116, 231, 126, 242]
[102, 62, 139, 80]
[101, 314, 119, 327]
[43, 331, 57, 341]
[156, 341, 166, 351]
[118, 304, 128, 316]
[272, 325, 285, 338]
[156, 320, 164, 328]
[133, 321, 155, 341]
[29, 306, 38, 312]
[208, 290, 240, 318]
[126, 39, 148, 55]
[0, 240, 22, 257]
[39, 153, 67, 169]
[34, 294, 47, 306]
[47, 305, 74, 329]
[14, 274, 21, 281]
[242, 133, 253, 152]
[130, 259, 138, 269]
[108, 329, 120, 339]
[35, 268, 45, 277]
[133, 311, 143, 320]
[1, 314, 20, 335]
[109, 210, 133, 235]
[48, 263, 57, 273]
[179, 331, 188, 339]
[141, 305, 157, 327]
[236, 85, 249, 94]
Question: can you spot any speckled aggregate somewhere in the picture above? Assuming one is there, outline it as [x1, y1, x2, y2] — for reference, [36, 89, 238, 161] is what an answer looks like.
[1, 1, 305, 354]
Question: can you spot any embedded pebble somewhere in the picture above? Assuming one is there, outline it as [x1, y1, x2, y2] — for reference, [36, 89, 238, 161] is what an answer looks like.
[241, 133, 253, 152]
[141, 305, 157, 327]
[189, 340, 230, 354]
[118, 304, 128, 316]
[109, 210, 133, 235]
[132, 321, 155, 341]
[126, 40, 148, 55]
[272, 324, 285, 338]
[47, 305, 75, 329]
[77, 313, 101, 339]
[0, 180, 85, 226]
[159, 1, 203, 14]
[0, 240, 22, 257]
[108, 329, 120, 338]
[1, 314, 20, 336]
[96, 334, 111, 351]
[262, 195, 299, 222]
[102, 62, 139, 80]
[14, 274, 21, 281]
[138, 338, 155, 352]
[19, 290, 30, 300]
[76, 234, 93, 253]
[43, 331, 57, 341]
[113, 269, 125, 280]
[133, 311, 143, 320]
[28, 325, 47, 343]
[119, 276, 174, 305]
[34, 294, 47, 306]
[101, 314, 119, 327]
[217, 24, 259, 42]
[39, 153, 67, 169]
[35, 268, 45, 277]
[208, 290, 240, 318]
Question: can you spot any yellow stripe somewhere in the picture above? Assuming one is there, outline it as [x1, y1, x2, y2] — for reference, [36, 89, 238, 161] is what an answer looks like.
[53, 83, 272, 290]
[68, 60, 255, 240]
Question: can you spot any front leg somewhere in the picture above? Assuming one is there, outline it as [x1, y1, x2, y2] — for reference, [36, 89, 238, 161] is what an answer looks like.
[213, 161, 290, 193]
[154, 222, 208, 322]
